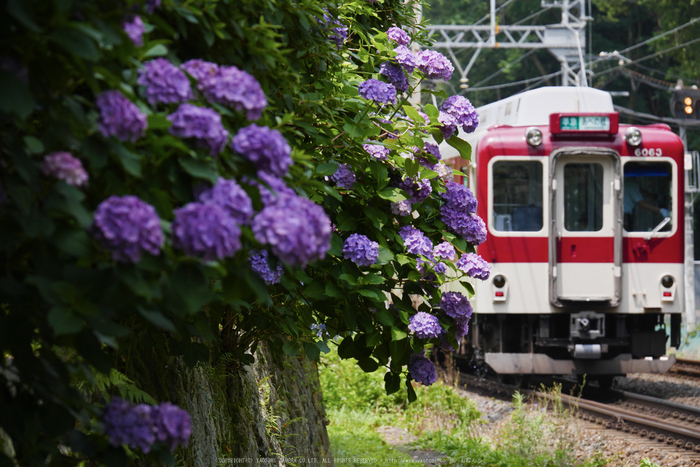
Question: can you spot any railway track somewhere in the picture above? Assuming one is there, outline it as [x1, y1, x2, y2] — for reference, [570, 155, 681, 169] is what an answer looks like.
[670, 358, 700, 378]
[457, 370, 700, 462]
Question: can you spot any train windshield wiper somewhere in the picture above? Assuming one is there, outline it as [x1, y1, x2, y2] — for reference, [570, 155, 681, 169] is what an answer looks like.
[644, 216, 672, 241]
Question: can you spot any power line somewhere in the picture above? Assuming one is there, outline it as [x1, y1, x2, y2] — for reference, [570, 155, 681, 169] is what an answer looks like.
[464, 70, 562, 92]
[471, 49, 537, 88]
[591, 36, 700, 80]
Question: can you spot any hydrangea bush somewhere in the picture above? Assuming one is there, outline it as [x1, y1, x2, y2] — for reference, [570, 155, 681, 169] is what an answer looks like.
[0, 0, 489, 464]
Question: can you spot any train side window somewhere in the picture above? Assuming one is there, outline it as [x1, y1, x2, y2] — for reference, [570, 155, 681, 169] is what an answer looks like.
[492, 160, 543, 231]
[564, 163, 603, 232]
[623, 161, 672, 232]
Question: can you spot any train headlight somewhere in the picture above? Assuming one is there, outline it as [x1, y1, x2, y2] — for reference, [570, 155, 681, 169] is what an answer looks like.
[526, 127, 543, 147]
[625, 127, 642, 147]
[660, 274, 676, 303]
[493, 275, 506, 288]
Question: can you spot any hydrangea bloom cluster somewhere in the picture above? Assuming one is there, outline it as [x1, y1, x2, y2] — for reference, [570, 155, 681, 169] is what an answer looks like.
[386, 27, 410, 46]
[398, 176, 432, 204]
[138, 58, 193, 105]
[123, 15, 144, 46]
[380, 62, 408, 93]
[363, 143, 390, 161]
[92, 195, 163, 263]
[248, 249, 283, 285]
[418, 142, 441, 169]
[167, 104, 229, 155]
[252, 194, 332, 267]
[440, 95, 479, 133]
[434, 262, 447, 275]
[455, 316, 470, 339]
[415, 50, 454, 80]
[408, 352, 437, 385]
[343, 233, 379, 267]
[196, 178, 253, 225]
[438, 111, 459, 140]
[232, 125, 292, 177]
[398, 224, 419, 241]
[318, 12, 348, 48]
[102, 398, 191, 453]
[41, 152, 88, 187]
[172, 202, 241, 261]
[440, 291, 473, 320]
[331, 163, 356, 189]
[181, 59, 219, 81]
[358, 79, 397, 105]
[96, 90, 148, 142]
[456, 253, 491, 280]
[409, 312, 443, 339]
[442, 182, 477, 212]
[441, 182, 487, 244]
[198, 65, 267, 120]
[391, 200, 412, 217]
[253, 171, 296, 206]
[403, 229, 433, 256]
[393, 45, 416, 73]
[433, 242, 456, 261]
[144, 0, 161, 13]
[434, 163, 454, 181]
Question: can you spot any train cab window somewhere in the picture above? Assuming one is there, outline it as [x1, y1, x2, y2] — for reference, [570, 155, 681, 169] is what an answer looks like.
[492, 160, 543, 231]
[623, 161, 672, 232]
[564, 163, 603, 232]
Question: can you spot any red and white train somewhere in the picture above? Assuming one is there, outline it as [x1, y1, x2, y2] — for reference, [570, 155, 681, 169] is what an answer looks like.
[442, 86, 684, 387]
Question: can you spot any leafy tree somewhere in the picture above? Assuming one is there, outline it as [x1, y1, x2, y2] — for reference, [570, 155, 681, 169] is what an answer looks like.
[0, 0, 486, 464]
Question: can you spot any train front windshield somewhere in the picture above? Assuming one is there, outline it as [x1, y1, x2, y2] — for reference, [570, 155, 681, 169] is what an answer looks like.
[623, 161, 672, 232]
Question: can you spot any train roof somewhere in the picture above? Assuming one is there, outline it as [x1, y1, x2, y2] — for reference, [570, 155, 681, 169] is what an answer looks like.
[440, 86, 615, 161]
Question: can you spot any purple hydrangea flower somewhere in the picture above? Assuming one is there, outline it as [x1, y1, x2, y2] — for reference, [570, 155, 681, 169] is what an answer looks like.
[138, 58, 193, 105]
[380, 62, 408, 93]
[398, 176, 432, 204]
[92, 195, 163, 263]
[167, 104, 229, 156]
[409, 312, 443, 339]
[196, 177, 253, 225]
[393, 45, 416, 73]
[331, 163, 356, 189]
[433, 242, 456, 261]
[318, 12, 348, 48]
[252, 194, 332, 267]
[252, 171, 296, 206]
[249, 249, 283, 285]
[391, 200, 412, 216]
[102, 398, 191, 454]
[456, 253, 491, 280]
[363, 143, 390, 161]
[123, 15, 145, 47]
[434, 163, 454, 181]
[358, 79, 397, 105]
[41, 152, 88, 187]
[408, 352, 437, 385]
[434, 262, 447, 275]
[441, 95, 479, 133]
[102, 398, 156, 453]
[415, 50, 454, 80]
[199, 65, 267, 120]
[232, 125, 292, 177]
[172, 202, 241, 261]
[398, 224, 419, 241]
[343, 233, 379, 267]
[438, 111, 459, 140]
[145, 0, 161, 13]
[387, 27, 410, 46]
[440, 291, 473, 319]
[96, 90, 148, 142]
[442, 182, 477, 213]
[455, 315, 470, 339]
[403, 229, 433, 256]
[181, 59, 219, 82]
[151, 402, 192, 452]
[418, 142, 441, 169]
[442, 209, 487, 245]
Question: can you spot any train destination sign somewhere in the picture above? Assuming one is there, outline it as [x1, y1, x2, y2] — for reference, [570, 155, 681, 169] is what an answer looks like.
[549, 112, 619, 135]
[560, 116, 610, 131]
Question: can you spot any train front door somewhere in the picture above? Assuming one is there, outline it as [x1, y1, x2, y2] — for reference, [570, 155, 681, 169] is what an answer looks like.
[549, 149, 622, 307]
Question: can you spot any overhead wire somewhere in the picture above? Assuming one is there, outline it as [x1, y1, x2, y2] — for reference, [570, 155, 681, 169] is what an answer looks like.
[464, 70, 562, 92]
